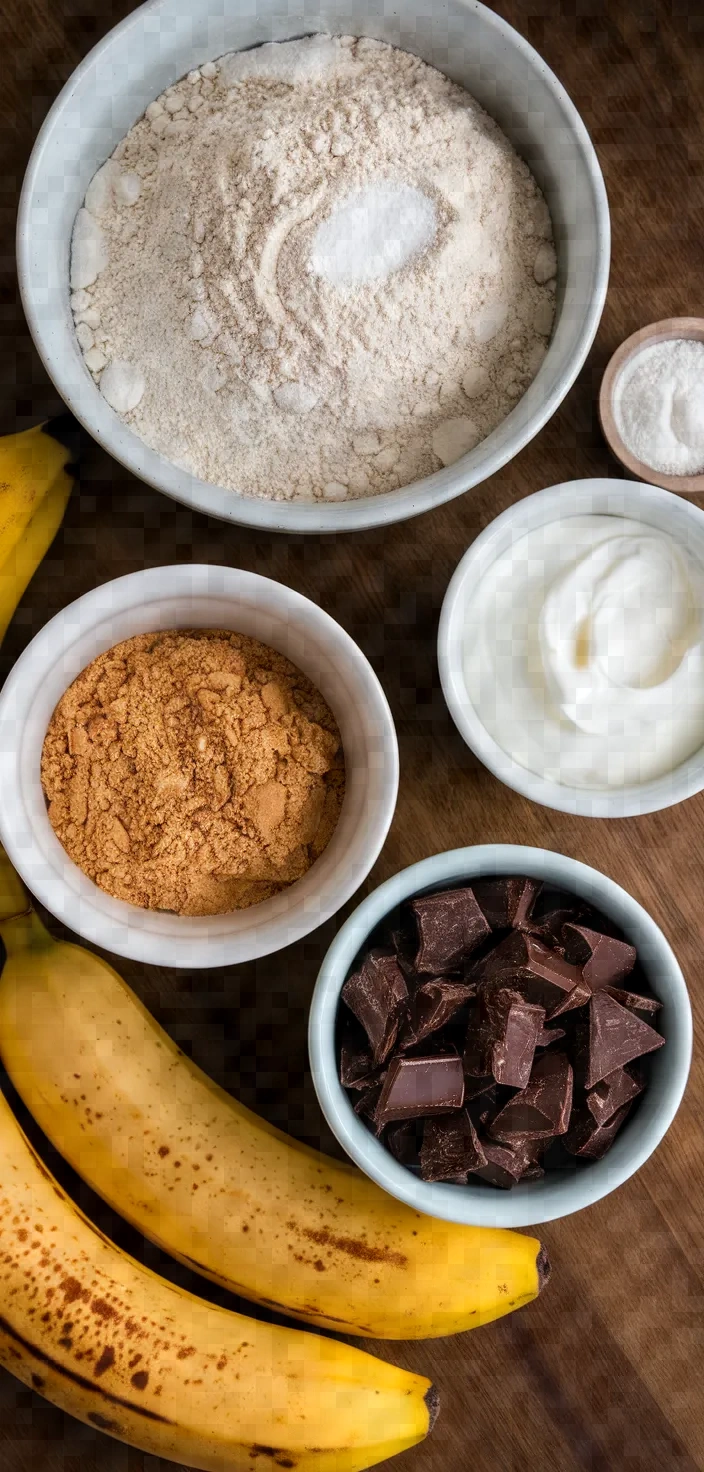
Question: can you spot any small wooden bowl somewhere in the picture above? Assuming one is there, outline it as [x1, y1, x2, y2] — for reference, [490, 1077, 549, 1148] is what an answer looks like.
[599, 317, 704, 495]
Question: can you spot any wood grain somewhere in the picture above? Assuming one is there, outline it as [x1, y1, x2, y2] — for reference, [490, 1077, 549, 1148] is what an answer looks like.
[1, 2, 703, 1469]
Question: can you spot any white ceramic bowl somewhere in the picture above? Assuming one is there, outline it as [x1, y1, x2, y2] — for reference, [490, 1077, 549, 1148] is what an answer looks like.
[17, 0, 609, 534]
[0, 565, 398, 968]
[438, 478, 704, 818]
[309, 845, 692, 1227]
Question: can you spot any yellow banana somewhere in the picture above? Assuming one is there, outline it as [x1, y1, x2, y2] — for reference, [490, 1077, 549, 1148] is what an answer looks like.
[0, 1078, 434, 1471]
[0, 464, 73, 643]
[0, 853, 549, 1340]
[0, 418, 73, 564]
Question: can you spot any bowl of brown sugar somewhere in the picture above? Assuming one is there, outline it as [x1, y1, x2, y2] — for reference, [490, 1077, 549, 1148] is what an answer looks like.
[0, 566, 398, 967]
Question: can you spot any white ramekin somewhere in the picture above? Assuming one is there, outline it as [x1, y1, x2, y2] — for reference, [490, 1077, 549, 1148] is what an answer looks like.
[0, 566, 398, 968]
[309, 845, 692, 1228]
[17, 0, 609, 534]
[438, 478, 704, 818]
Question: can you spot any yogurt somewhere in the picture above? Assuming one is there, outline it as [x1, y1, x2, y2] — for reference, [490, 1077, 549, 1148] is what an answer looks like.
[463, 515, 704, 788]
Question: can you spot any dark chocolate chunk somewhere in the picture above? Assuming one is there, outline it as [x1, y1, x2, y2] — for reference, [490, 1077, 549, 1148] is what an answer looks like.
[490, 1052, 574, 1140]
[341, 950, 408, 1066]
[340, 1043, 380, 1091]
[481, 982, 522, 1028]
[562, 923, 636, 989]
[400, 979, 476, 1050]
[490, 996, 545, 1088]
[385, 1120, 422, 1168]
[471, 1139, 539, 1189]
[522, 908, 576, 945]
[375, 1054, 465, 1126]
[388, 925, 414, 960]
[570, 1020, 590, 1091]
[471, 876, 541, 931]
[467, 1085, 500, 1131]
[586, 1066, 643, 1127]
[511, 879, 543, 927]
[521, 1162, 545, 1181]
[420, 1110, 486, 1182]
[353, 1082, 385, 1134]
[547, 979, 592, 1020]
[536, 1024, 566, 1049]
[471, 1141, 523, 1189]
[410, 888, 491, 974]
[603, 986, 662, 1019]
[586, 991, 664, 1089]
[412, 1021, 467, 1058]
[466, 983, 547, 1086]
[388, 928, 421, 986]
[470, 931, 582, 1011]
[528, 885, 585, 921]
[462, 1002, 495, 1078]
[565, 1101, 633, 1159]
[464, 1075, 496, 1103]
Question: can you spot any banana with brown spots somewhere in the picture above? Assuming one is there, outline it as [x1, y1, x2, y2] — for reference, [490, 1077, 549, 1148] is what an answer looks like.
[0, 1079, 436, 1470]
[0, 849, 549, 1341]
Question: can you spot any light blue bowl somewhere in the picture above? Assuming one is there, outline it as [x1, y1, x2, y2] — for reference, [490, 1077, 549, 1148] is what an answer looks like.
[309, 845, 692, 1227]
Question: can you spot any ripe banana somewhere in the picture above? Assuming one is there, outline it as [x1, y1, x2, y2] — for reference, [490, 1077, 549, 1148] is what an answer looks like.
[0, 852, 549, 1340]
[0, 418, 75, 642]
[0, 419, 72, 559]
[0, 1077, 435, 1471]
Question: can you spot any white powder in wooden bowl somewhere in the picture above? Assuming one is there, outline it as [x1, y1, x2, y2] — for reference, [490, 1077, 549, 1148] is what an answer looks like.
[70, 35, 556, 503]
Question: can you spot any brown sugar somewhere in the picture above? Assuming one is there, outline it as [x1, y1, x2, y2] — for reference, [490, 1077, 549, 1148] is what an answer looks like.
[41, 630, 345, 916]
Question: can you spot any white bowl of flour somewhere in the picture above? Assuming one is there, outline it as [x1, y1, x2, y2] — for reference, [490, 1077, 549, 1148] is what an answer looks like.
[18, 1, 609, 532]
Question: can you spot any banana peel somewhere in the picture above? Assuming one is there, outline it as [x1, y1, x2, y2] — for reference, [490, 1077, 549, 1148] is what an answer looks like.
[0, 417, 76, 643]
[0, 1072, 436, 1472]
[0, 851, 550, 1342]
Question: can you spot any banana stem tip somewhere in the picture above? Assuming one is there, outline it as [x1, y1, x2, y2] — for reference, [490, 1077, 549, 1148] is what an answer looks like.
[537, 1243, 551, 1292]
[424, 1385, 440, 1431]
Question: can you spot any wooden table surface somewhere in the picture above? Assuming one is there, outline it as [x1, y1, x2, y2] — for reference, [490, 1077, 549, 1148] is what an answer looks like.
[1, 2, 703, 1468]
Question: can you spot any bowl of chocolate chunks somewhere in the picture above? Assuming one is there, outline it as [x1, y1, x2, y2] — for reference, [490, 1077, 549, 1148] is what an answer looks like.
[309, 846, 692, 1226]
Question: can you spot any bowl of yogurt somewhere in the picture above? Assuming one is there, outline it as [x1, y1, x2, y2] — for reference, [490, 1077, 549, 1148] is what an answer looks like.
[438, 478, 704, 817]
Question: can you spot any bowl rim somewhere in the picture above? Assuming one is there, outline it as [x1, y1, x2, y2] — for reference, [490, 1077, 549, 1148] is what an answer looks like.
[599, 318, 704, 494]
[308, 844, 692, 1227]
[437, 476, 704, 817]
[16, 0, 610, 534]
[0, 564, 399, 967]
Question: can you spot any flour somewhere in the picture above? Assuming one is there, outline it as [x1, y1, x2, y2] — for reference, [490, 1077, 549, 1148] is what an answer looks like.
[71, 35, 556, 502]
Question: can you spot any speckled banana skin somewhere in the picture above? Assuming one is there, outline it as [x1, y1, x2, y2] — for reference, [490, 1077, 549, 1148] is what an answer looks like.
[0, 852, 548, 1341]
[0, 419, 73, 641]
[0, 1080, 435, 1471]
